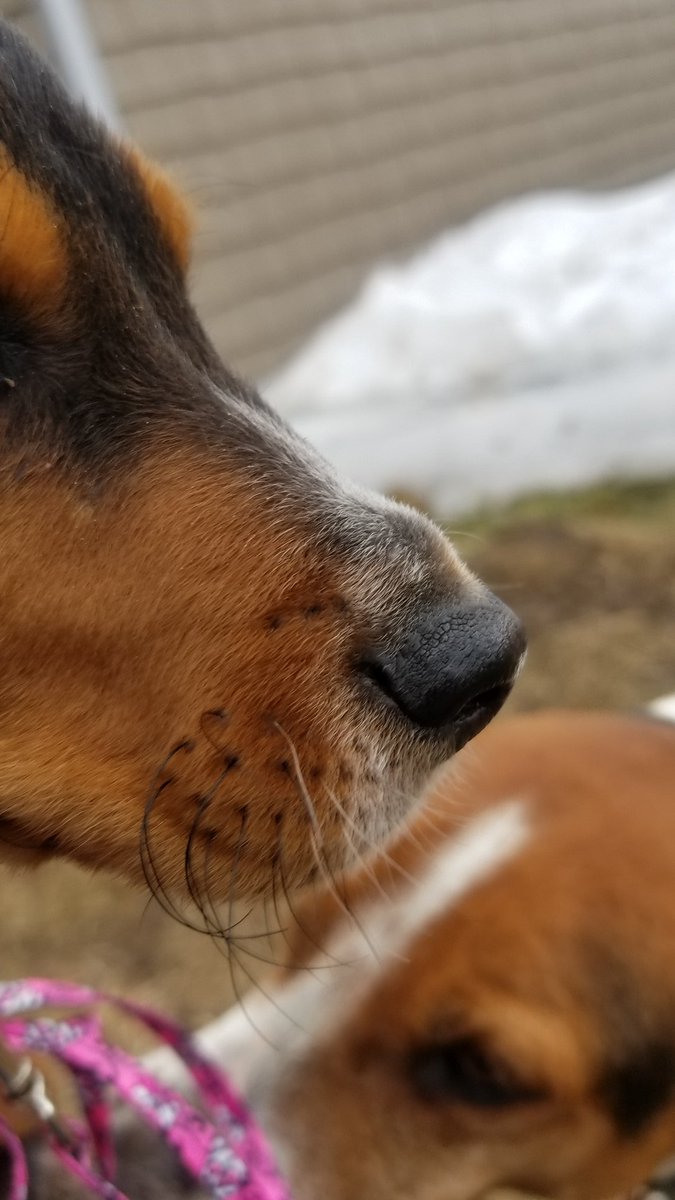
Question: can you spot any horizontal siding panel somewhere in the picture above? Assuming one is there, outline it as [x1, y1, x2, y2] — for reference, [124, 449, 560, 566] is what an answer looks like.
[118, 23, 675, 149]
[136, 47, 675, 194]
[93, 0, 669, 58]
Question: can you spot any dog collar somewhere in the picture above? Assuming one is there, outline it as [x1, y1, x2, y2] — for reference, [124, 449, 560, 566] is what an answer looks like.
[0, 978, 291, 1200]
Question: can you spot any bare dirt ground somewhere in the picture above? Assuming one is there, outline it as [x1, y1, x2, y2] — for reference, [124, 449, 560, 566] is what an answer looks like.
[1, 478, 674, 1028]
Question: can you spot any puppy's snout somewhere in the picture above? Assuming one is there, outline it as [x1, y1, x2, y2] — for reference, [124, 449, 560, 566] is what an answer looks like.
[360, 594, 525, 748]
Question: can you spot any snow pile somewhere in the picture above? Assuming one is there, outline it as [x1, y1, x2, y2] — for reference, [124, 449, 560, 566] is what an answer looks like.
[265, 176, 675, 515]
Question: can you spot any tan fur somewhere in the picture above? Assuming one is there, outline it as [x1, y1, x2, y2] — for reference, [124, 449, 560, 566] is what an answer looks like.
[124, 145, 193, 271]
[0, 446, 404, 895]
[0, 150, 68, 324]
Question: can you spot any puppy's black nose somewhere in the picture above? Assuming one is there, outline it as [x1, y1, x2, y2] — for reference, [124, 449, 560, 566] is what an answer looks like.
[360, 595, 525, 749]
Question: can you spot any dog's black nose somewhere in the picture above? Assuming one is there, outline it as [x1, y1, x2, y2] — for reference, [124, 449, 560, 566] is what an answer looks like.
[360, 595, 525, 749]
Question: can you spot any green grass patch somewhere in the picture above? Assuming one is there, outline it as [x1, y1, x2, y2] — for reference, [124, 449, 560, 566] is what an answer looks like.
[441, 476, 675, 539]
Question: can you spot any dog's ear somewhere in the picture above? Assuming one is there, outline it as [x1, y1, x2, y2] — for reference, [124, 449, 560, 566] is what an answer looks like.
[0, 148, 69, 331]
[122, 145, 194, 274]
[0, 19, 210, 381]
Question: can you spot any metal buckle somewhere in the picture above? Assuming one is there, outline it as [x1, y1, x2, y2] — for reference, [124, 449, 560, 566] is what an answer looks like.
[1, 1056, 77, 1149]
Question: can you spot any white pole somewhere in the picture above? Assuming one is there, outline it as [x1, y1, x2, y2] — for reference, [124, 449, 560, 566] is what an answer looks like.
[37, 0, 121, 129]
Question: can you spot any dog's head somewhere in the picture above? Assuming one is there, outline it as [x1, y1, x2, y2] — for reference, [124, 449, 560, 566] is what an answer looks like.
[0, 22, 523, 907]
[220, 712, 675, 1200]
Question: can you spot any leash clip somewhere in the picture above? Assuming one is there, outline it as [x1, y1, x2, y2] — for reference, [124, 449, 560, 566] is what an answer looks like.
[2, 1056, 75, 1148]
[7, 1058, 56, 1123]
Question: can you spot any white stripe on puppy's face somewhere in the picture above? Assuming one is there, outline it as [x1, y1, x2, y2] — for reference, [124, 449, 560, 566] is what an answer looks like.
[393, 798, 531, 954]
[185, 798, 532, 1105]
[647, 693, 675, 723]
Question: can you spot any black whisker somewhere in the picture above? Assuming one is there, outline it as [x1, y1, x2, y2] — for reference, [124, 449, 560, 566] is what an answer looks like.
[183, 761, 240, 938]
[140, 774, 204, 932]
[140, 730, 246, 939]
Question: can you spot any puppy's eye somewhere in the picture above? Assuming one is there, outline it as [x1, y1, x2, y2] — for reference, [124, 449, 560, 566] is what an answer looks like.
[408, 1036, 545, 1109]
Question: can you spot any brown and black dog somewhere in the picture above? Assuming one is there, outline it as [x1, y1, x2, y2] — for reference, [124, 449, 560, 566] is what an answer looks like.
[0, 20, 523, 917]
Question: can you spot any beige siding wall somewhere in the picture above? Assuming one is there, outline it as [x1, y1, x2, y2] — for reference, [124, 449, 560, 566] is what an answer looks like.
[4, 2, 675, 377]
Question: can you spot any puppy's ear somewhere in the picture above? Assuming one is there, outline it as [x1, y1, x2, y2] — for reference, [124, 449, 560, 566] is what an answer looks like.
[471, 997, 590, 1110]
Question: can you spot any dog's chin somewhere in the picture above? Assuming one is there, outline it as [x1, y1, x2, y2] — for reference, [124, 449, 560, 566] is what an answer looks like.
[349, 753, 455, 858]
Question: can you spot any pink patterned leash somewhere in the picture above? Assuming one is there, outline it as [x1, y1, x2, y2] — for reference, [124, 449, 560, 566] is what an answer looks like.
[0, 978, 291, 1200]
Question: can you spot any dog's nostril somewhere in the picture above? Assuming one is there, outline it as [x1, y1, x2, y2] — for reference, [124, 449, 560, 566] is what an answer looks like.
[358, 658, 400, 704]
[452, 682, 513, 728]
[360, 596, 525, 749]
